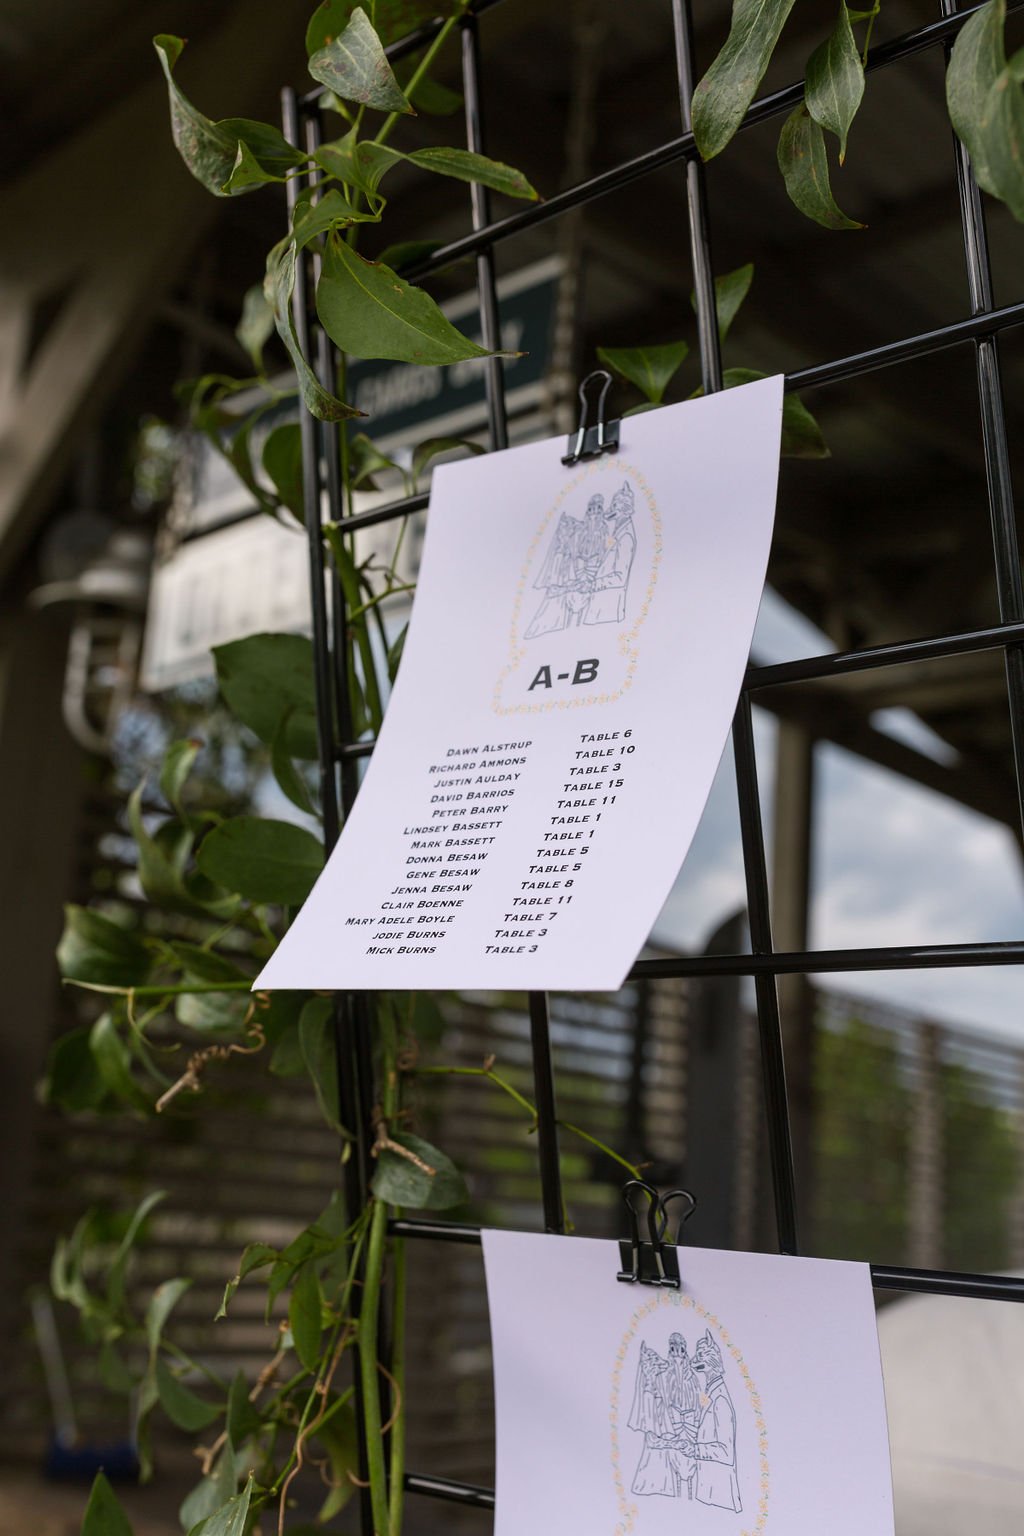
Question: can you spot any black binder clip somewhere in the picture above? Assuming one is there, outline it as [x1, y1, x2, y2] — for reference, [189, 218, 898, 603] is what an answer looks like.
[561, 370, 620, 466]
[617, 1180, 696, 1290]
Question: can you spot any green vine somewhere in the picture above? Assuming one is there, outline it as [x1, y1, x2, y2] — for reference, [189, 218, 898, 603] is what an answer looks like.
[694, 0, 1024, 230]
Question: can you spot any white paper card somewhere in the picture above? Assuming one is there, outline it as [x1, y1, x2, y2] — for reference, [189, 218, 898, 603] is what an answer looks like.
[482, 1230, 894, 1536]
[256, 377, 784, 991]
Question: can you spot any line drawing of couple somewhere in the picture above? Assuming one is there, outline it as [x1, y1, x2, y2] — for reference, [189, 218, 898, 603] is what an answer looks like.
[627, 1330, 742, 1513]
[524, 480, 637, 640]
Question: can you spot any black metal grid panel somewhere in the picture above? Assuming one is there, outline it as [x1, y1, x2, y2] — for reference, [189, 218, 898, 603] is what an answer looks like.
[282, 0, 1024, 1521]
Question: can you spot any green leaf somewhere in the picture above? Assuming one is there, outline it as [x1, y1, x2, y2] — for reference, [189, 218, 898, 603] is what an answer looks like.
[349, 431, 403, 488]
[216, 1243, 278, 1320]
[52, 1212, 94, 1311]
[323, 529, 384, 731]
[596, 342, 689, 406]
[153, 38, 304, 196]
[776, 105, 864, 229]
[308, 8, 413, 113]
[108, 1190, 166, 1313]
[226, 1369, 263, 1444]
[90, 1014, 152, 1113]
[973, 40, 1024, 220]
[81, 1471, 134, 1536]
[43, 1026, 109, 1112]
[315, 1397, 359, 1520]
[265, 240, 362, 422]
[371, 1131, 469, 1210]
[412, 435, 486, 482]
[262, 422, 305, 520]
[947, 0, 1006, 198]
[271, 714, 316, 816]
[405, 72, 463, 116]
[404, 145, 539, 200]
[269, 1022, 306, 1078]
[692, 0, 797, 159]
[805, 3, 865, 163]
[292, 188, 379, 253]
[214, 633, 319, 760]
[313, 132, 391, 206]
[146, 1276, 191, 1356]
[153, 35, 238, 195]
[197, 818, 324, 906]
[299, 996, 343, 1134]
[781, 391, 831, 459]
[127, 783, 190, 911]
[159, 739, 200, 816]
[386, 622, 408, 683]
[99, 1340, 137, 1394]
[155, 1357, 222, 1431]
[317, 235, 511, 366]
[179, 1443, 238, 1534]
[289, 1263, 324, 1372]
[710, 368, 830, 458]
[307, 0, 464, 52]
[218, 117, 307, 179]
[188, 1474, 253, 1536]
[375, 238, 443, 272]
[57, 905, 150, 987]
[236, 284, 275, 373]
[690, 262, 754, 345]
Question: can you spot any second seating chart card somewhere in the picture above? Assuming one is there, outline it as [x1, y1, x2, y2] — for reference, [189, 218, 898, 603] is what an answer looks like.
[256, 376, 784, 992]
[482, 1231, 895, 1536]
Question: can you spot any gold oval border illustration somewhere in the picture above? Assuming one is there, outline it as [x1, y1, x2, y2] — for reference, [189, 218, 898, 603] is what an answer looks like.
[610, 1289, 769, 1536]
[492, 456, 663, 717]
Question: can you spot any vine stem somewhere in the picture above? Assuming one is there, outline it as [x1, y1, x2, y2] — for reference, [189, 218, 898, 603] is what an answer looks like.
[388, 1235, 406, 1536]
[373, 7, 468, 149]
[359, 1199, 391, 1535]
[411, 1064, 644, 1178]
[65, 979, 255, 997]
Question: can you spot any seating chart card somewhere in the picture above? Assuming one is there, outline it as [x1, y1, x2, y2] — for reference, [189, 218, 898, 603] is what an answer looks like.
[482, 1230, 895, 1536]
[256, 376, 784, 991]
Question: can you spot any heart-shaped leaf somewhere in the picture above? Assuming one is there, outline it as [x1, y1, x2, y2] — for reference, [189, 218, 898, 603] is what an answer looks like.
[153, 37, 304, 196]
[776, 105, 864, 229]
[805, 3, 865, 163]
[155, 1358, 223, 1432]
[213, 632, 320, 759]
[308, 7, 413, 113]
[197, 818, 324, 906]
[317, 236, 513, 365]
[236, 284, 275, 372]
[262, 422, 304, 519]
[289, 1262, 324, 1372]
[82, 1473, 133, 1536]
[371, 1131, 468, 1210]
[947, 0, 1006, 198]
[307, 0, 465, 52]
[404, 146, 539, 200]
[265, 241, 362, 422]
[692, 0, 797, 160]
[597, 342, 689, 405]
[299, 996, 343, 1133]
[187, 1475, 253, 1536]
[689, 262, 754, 345]
[57, 906, 150, 987]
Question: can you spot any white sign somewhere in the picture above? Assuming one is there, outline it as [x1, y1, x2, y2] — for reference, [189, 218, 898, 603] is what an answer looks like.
[482, 1230, 894, 1536]
[256, 378, 784, 992]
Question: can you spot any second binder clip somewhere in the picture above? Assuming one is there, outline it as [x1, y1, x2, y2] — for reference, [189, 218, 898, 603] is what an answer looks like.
[617, 1179, 696, 1290]
[562, 370, 620, 466]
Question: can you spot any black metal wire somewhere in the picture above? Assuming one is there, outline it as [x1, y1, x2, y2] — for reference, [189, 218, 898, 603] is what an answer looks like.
[388, 1213, 1024, 1304]
[283, 0, 1024, 1520]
